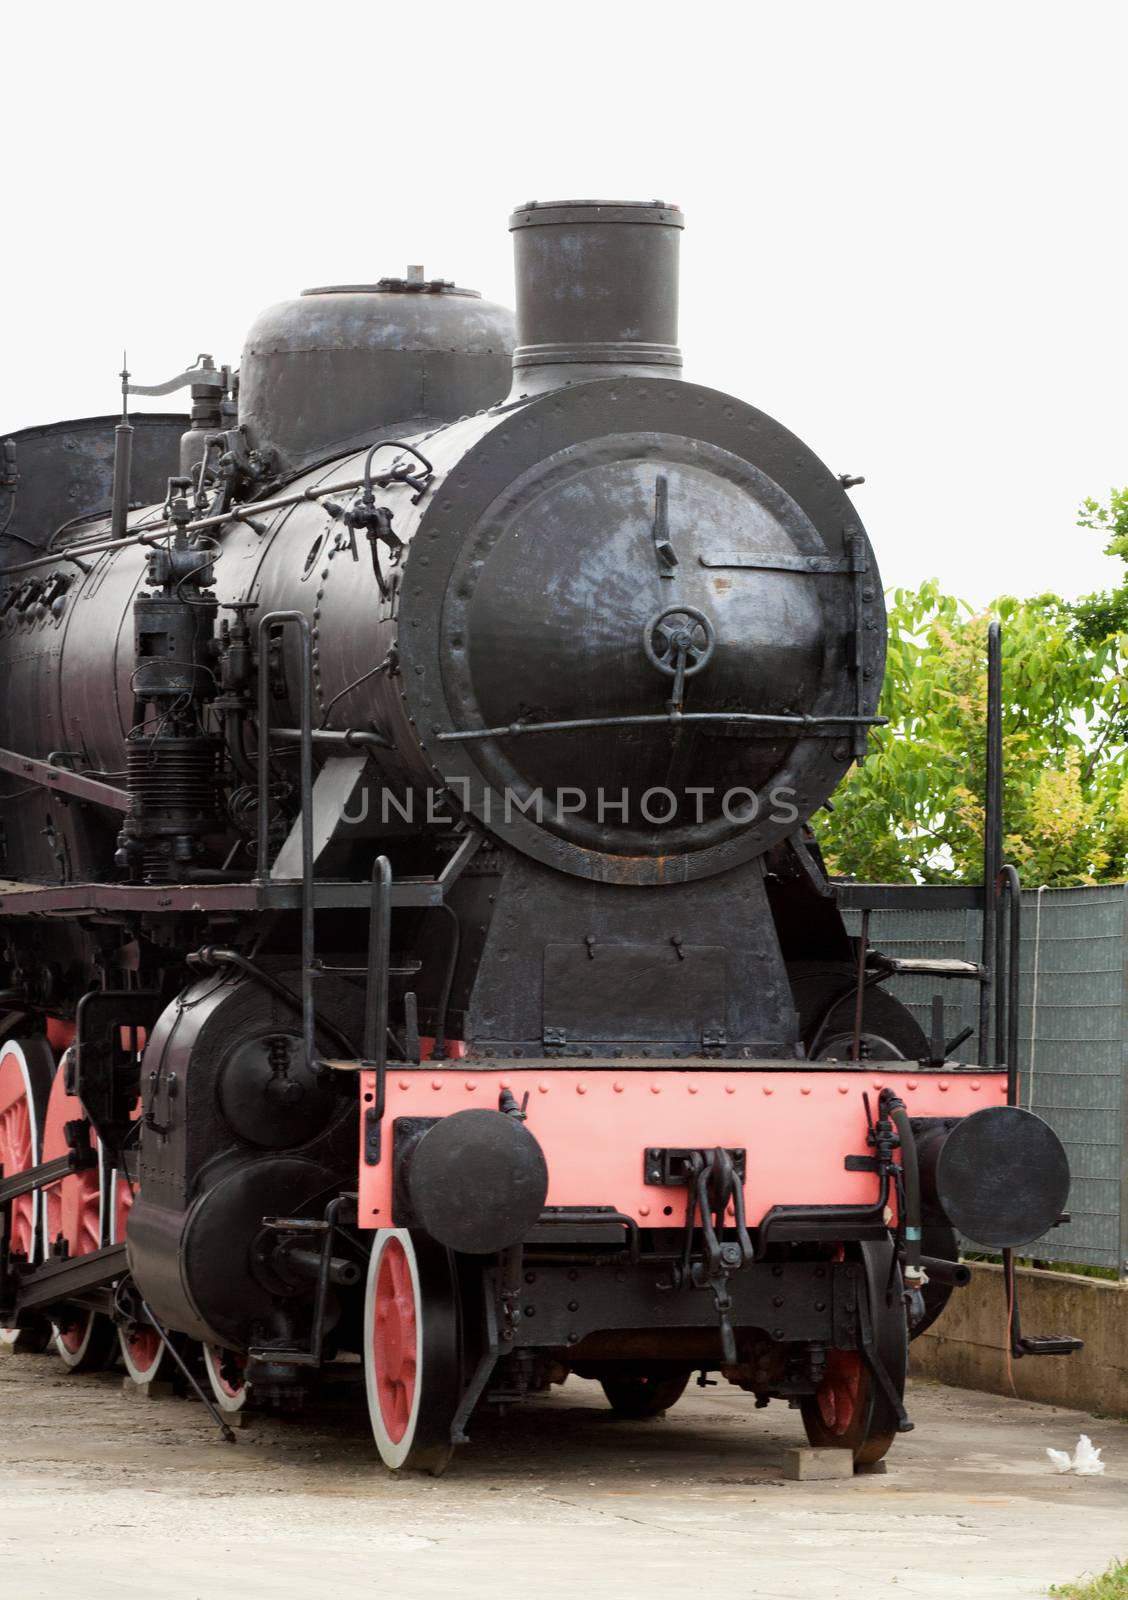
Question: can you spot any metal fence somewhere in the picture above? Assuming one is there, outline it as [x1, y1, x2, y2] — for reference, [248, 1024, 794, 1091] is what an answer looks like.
[844, 885, 1128, 1276]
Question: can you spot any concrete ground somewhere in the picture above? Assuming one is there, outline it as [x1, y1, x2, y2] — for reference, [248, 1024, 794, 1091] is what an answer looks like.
[0, 1348, 1124, 1599]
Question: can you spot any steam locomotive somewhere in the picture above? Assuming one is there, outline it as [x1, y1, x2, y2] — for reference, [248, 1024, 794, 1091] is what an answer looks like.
[0, 201, 1075, 1471]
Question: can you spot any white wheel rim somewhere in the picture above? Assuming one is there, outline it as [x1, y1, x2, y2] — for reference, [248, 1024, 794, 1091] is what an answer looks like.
[203, 1344, 249, 1412]
[53, 1311, 96, 1369]
[364, 1228, 424, 1469]
[119, 1323, 165, 1384]
[107, 1079, 148, 1378]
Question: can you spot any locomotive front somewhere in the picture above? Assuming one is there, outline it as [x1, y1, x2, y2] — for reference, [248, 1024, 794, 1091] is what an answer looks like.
[288, 201, 885, 887]
[0, 200, 1075, 1472]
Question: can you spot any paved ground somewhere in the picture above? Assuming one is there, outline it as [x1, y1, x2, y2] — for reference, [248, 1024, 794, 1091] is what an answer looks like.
[0, 1347, 1124, 1599]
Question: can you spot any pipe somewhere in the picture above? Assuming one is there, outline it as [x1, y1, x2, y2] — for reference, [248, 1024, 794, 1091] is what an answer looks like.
[979, 620, 1003, 1061]
[273, 1243, 360, 1288]
[0, 472, 397, 577]
[919, 1254, 972, 1288]
[850, 907, 870, 1061]
[437, 710, 886, 742]
[1, 525, 170, 576]
[223, 707, 258, 787]
[271, 727, 393, 752]
[191, 946, 355, 1060]
[253, 611, 316, 1073]
[996, 863, 1022, 1106]
[364, 856, 392, 1065]
[881, 1089, 922, 1286]
[429, 902, 461, 1061]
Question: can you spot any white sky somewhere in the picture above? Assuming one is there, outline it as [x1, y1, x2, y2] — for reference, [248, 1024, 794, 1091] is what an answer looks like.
[3, 1, 1125, 608]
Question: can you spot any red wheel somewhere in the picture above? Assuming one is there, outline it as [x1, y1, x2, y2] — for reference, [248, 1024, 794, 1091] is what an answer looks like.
[799, 1242, 908, 1466]
[118, 1320, 167, 1384]
[51, 1305, 115, 1370]
[809, 1349, 865, 1433]
[363, 1229, 461, 1473]
[0, 1039, 54, 1352]
[41, 1051, 113, 1371]
[107, 1114, 167, 1383]
[203, 1344, 250, 1413]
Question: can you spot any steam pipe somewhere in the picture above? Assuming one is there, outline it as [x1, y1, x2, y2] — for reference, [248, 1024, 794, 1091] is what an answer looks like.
[881, 1088, 922, 1286]
[429, 902, 461, 1061]
[254, 612, 316, 1075]
[189, 946, 356, 1060]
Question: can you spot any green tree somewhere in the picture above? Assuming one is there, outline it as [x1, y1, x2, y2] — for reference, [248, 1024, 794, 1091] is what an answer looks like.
[1070, 487, 1128, 643]
[819, 578, 1128, 886]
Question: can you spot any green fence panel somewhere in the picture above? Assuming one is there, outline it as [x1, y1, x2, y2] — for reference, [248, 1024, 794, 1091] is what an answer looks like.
[844, 884, 1128, 1275]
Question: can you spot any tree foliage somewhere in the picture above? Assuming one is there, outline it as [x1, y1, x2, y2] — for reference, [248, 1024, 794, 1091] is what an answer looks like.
[818, 568, 1128, 887]
[1069, 487, 1128, 644]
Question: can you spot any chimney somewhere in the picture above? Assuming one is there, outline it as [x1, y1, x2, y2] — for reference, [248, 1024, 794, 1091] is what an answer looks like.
[506, 200, 684, 399]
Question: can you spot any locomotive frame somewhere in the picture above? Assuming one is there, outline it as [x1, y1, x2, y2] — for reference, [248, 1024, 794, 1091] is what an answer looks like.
[0, 200, 1078, 1471]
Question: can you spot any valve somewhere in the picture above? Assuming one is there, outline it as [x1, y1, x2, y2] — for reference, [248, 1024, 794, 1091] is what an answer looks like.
[643, 604, 716, 713]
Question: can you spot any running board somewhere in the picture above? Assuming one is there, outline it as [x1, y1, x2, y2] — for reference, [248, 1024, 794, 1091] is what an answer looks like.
[9, 1243, 127, 1314]
[870, 953, 987, 982]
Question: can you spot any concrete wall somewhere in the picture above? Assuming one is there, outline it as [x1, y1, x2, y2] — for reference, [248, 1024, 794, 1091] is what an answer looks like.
[912, 1261, 1128, 1418]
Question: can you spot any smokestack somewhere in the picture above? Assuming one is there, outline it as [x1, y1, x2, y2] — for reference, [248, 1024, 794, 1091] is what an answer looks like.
[507, 200, 684, 398]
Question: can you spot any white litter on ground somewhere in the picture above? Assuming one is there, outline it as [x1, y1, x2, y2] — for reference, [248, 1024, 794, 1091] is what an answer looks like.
[1047, 1435, 1106, 1475]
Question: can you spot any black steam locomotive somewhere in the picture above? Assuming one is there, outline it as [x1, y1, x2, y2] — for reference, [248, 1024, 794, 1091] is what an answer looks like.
[0, 201, 1075, 1470]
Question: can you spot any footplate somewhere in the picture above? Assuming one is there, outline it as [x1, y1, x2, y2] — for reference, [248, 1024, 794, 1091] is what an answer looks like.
[1018, 1334, 1084, 1357]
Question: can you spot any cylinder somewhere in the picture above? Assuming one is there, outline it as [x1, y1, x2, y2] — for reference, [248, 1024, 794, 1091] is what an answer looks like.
[507, 200, 684, 396]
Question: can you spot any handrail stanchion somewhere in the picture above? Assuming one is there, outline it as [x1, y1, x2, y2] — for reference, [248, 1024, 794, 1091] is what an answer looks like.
[996, 864, 1022, 1108]
[255, 611, 316, 1072]
[979, 619, 1003, 1063]
[365, 856, 393, 1133]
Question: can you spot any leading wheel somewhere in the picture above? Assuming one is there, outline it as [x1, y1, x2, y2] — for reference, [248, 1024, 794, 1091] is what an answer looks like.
[799, 1241, 908, 1466]
[363, 1229, 462, 1474]
[203, 1345, 251, 1413]
[599, 1363, 692, 1418]
[119, 1320, 169, 1385]
[110, 1158, 170, 1386]
[42, 1050, 114, 1372]
[0, 1038, 54, 1352]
